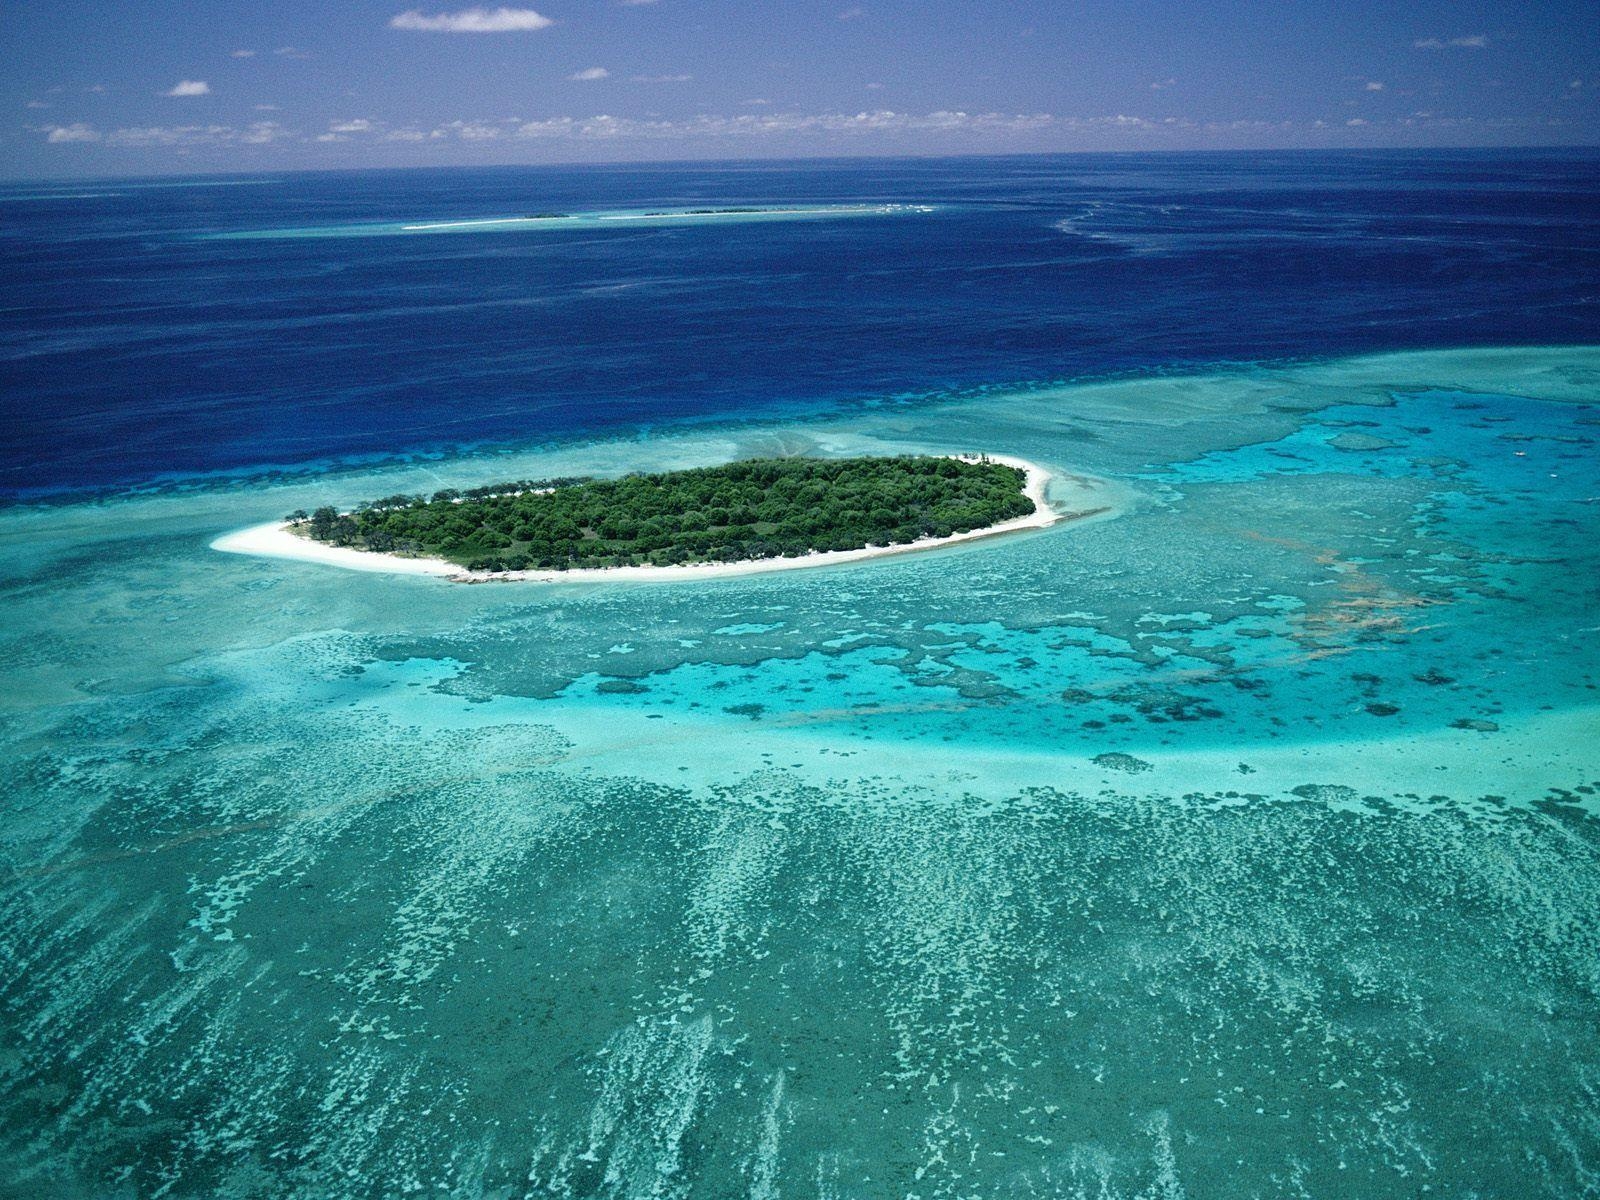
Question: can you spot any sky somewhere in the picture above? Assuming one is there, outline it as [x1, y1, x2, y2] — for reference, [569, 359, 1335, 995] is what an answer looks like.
[5, 0, 1598, 178]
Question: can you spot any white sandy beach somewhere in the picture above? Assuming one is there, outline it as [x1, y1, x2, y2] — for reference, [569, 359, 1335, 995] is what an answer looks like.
[211, 455, 1086, 584]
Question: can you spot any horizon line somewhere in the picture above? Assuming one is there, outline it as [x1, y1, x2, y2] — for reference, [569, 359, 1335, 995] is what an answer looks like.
[6, 140, 1600, 186]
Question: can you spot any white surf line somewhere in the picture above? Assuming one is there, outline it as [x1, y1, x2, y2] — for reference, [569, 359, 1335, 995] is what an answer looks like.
[398, 205, 921, 232]
[594, 207, 853, 221]
[399, 210, 833, 231]
[211, 455, 1088, 584]
[398, 211, 823, 231]
[400, 217, 557, 231]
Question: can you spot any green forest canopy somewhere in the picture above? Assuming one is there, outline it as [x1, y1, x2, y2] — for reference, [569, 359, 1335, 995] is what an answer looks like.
[287, 455, 1036, 572]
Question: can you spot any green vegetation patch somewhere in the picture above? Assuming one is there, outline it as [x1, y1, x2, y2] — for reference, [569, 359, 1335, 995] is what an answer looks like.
[288, 455, 1034, 572]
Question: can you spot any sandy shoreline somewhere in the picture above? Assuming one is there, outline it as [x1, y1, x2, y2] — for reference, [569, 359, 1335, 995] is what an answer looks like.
[211, 455, 1084, 584]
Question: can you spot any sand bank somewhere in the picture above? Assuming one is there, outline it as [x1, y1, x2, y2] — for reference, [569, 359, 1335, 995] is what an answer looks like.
[212, 455, 1087, 584]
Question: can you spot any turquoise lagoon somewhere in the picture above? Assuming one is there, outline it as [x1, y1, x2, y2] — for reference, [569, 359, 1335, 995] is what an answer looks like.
[1, 346, 1598, 1197]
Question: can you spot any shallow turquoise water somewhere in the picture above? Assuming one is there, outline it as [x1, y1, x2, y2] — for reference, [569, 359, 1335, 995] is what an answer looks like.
[206, 204, 925, 241]
[1, 347, 1597, 1197]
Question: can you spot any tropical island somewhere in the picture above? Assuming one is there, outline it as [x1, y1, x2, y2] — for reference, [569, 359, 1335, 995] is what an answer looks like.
[276, 455, 1045, 575]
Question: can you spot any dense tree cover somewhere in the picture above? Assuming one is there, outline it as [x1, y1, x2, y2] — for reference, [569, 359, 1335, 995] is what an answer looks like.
[290, 455, 1034, 572]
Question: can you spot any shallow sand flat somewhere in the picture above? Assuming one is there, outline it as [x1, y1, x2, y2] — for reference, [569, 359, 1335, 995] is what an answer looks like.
[398, 209, 878, 231]
[215, 203, 928, 241]
[211, 455, 1085, 583]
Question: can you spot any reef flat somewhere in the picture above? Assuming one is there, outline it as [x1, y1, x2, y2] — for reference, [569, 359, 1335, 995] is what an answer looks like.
[206, 202, 932, 240]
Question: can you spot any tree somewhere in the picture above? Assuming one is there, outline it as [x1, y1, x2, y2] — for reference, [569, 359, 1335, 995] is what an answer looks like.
[312, 456, 1031, 570]
[308, 506, 339, 540]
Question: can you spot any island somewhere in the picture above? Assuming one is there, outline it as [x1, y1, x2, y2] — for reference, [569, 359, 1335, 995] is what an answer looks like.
[214, 453, 1077, 581]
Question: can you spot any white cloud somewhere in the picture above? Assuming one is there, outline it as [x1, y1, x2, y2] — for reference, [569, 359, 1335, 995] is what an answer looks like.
[569, 67, 610, 81]
[46, 104, 1499, 158]
[165, 80, 211, 97]
[421, 109, 1024, 142]
[390, 7, 552, 32]
[1413, 34, 1489, 50]
[497, 108, 1069, 141]
[745, 98, 771, 105]
[241, 121, 291, 143]
[86, 84, 107, 93]
[620, 0, 658, 5]
[26, 99, 51, 109]
[37, 121, 297, 148]
[445, 119, 506, 139]
[1149, 78, 1176, 90]
[1366, 81, 1385, 91]
[274, 46, 311, 58]
[107, 124, 234, 146]
[45, 123, 100, 143]
[838, 6, 865, 19]
[632, 73, 692, 83]
[254, 104, 280, 111]
[510, 117, 576, 137]
[231, 49, 256, 58]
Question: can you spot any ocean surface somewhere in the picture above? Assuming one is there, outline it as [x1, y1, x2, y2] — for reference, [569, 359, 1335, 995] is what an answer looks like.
[4, 149, 1599, 498]
[1, 151, 1598, 1197]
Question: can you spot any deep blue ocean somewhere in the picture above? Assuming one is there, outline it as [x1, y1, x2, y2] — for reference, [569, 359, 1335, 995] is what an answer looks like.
[3, 148, 1597, 497]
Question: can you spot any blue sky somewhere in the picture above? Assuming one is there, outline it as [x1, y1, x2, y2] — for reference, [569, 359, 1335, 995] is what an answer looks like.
[6, 0, 1597, 177]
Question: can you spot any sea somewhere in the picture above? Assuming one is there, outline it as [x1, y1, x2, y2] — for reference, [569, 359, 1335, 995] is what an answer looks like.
[1, 149, 1597, 1197]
